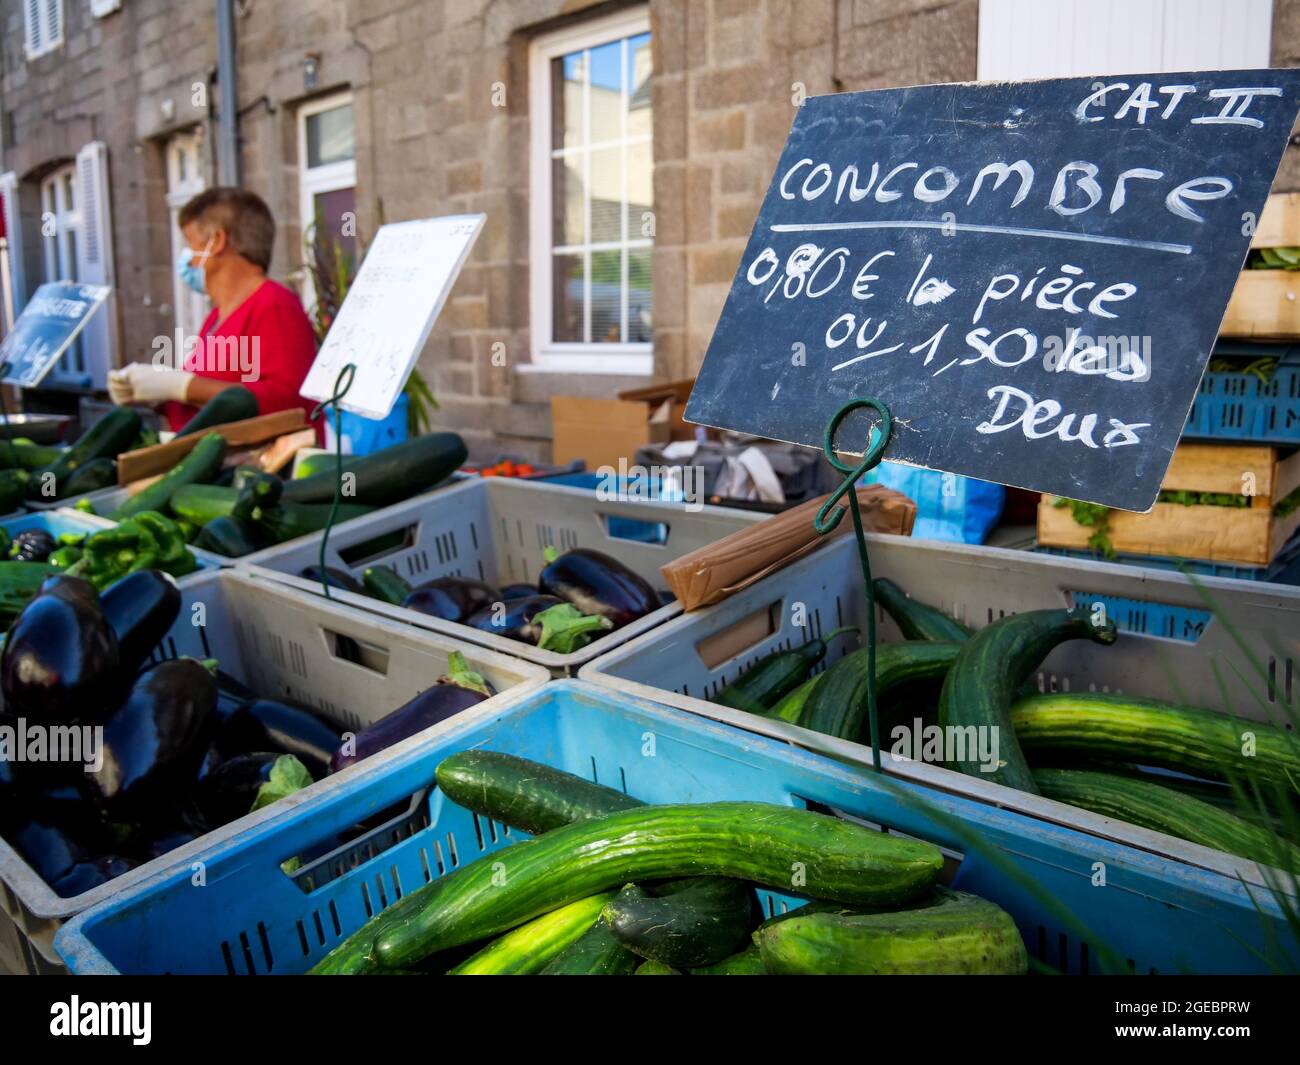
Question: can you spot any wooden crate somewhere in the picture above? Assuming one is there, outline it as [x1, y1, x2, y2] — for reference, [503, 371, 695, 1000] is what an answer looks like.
[1221, 192, 1300, 338]
[1037, 443, 1300, 566]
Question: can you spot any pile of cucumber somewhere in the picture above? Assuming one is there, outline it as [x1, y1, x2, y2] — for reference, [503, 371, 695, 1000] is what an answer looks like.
[710, 577, 1300, 870]
[0, 407, 148, 510]
[309, 751, 1027, 975]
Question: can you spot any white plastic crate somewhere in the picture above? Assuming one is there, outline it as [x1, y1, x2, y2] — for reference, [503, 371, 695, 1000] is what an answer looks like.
[245, 477, 769, 673]
[0, 568, 549, 974]
[579, 534, 1300, 889]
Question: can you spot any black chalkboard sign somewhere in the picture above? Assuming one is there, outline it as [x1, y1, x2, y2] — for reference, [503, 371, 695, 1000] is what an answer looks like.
[0, 282, 110, 389]
[685, 70, 1300, 511]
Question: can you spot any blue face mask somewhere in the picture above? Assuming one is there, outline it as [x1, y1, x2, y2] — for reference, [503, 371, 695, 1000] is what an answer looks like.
[176, 238, 213, 295]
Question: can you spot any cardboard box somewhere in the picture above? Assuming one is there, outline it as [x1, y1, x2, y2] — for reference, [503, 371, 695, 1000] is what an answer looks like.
[615, 379, 697, 442]
[550, 396, 671, 470]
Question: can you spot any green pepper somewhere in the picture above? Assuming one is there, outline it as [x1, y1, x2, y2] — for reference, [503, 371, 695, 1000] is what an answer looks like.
[49, 545, 83, 568]
[71, 510, 197, 587]
[73, 498, 97, 515]
[175, 518, 200, 544]
[57, 531, 87, 547]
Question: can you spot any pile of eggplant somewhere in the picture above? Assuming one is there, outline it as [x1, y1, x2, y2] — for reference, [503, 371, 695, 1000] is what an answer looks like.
[307, 546, 669, 655]
[0, 571, 497, 897]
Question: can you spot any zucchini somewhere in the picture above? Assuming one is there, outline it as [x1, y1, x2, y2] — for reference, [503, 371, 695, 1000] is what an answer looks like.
[434, 750, 643, 835]
[112, 432, 228, 519]
[366, 802, 944, 971]
[634, 960, 680, 975]
[170, 483, 239, 526]
[446, 893, 612, 975]
[772, 641, 962, 741]
[37, 407, 141, 493]
[239, 498, 375, 544]
[755, 888, 1028, 975]
[603, 878, 754, 968]
[0, 440, 63, 470]
[280, 432, 466, 507]
[541, 914, 641, 975]
[690, 943, 766, 975]
[362, 566, 413, 606]
[873, 578, 973, 642]
[1033, 768, 1300, 868]
[1011, 692, 1300, 792]
[938, 609, 1118, 793]
[175, 385, 259, 437]
[0, 469, 29, 512]
[194, 515, 261, 558]
[713, 627, 856, 714]
[59, 458, 115, 497]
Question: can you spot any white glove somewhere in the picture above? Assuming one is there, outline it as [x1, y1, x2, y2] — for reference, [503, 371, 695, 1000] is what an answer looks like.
[107, 369, 134, 406]
[115, 362, 194, 406]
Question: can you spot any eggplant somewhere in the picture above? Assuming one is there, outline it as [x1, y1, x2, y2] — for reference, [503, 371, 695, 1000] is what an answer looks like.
[10, 528, 57, 562]
[84, 658, 217, 816]
[216, 698, 343, 778]
[329, 653, 491, 773]
[195, 742, 224, 784]
[1, 576, 120, 724]
[400, 577, 499, 623]
[213, 687, 249, 724]
[127, 827, 200, 864]
[299, 565, 366, 594]
[195, 752, 312, 828]
[51, 855, 136, 897]
[98, 570, 181, 676]
[465, 594, 612, 652]
[538, 547, 659, 629]
[6, 817, 87, 883]
[216, 669, 255, 702]
[500, 583, 539, 600]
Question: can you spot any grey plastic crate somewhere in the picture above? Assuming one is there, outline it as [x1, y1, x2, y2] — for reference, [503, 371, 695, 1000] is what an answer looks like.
[24, 484, 123, 514]
[579, 534, 1300, 889]
[245, 477, 769, 674]
[0, 568, 549, 974]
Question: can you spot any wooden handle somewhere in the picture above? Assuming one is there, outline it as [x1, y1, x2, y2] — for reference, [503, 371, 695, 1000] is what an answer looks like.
[116, 408, 308, 485]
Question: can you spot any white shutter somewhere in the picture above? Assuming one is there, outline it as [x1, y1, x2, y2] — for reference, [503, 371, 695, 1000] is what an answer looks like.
[0, 171, 27, 320]
[24, 0, 42, 57]
[74, 142, 117, 385]
[44, 0, 62, 48]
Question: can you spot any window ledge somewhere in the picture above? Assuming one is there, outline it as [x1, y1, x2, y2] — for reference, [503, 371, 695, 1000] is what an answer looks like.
[514, 366, 655, 405]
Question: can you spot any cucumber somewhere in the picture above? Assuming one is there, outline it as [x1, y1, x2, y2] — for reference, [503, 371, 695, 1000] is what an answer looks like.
[37, 407, 141, 493]
[170, 484, 239, 526]
[1011, 692, 1300, 792]
[194, 515, 261, 557]
[362, 566, 413, 606]
[690, 943, 766, 975]
[541, 915, 641, 975]
[1033, 768, 1300, 868]
[634, 960, 680, 975]
[281, 432, 467, 507]
[774, 641, 962, 741]
[938, 609, 1118, 793]
[59, 458, 115, 498]
[434, 750, 643, 835]
[365, 802, 944, 971]
[873, 578, 973, 642]
[175, 385, 259, 437]
[713, 627, 856, 714]
[447, 893, 612, 975]
[603, 877, 754, 968]
[111, 432, 228, 520]
[755, 888, 1027, 975]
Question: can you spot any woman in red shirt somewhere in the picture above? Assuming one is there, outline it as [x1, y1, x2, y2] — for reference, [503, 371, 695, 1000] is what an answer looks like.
[108, 187, 319, 432]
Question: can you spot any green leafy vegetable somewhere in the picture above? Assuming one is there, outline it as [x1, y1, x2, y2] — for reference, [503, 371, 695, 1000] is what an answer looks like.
[251, 755, 314, 813]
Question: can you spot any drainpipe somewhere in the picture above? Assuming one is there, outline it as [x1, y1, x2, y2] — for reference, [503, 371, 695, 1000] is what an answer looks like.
[216, 0, 240, 185]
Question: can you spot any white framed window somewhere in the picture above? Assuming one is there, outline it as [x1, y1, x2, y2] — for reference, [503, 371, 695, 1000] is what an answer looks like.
[529, 7, 653, 374]
[977, 0, 1272, 80]
[298, 92, 357, 313]
[165, 129, 209, 341]
[89, 0, 122, 16]
[40, 164, 87, 385]
[24, 0, 64, 60]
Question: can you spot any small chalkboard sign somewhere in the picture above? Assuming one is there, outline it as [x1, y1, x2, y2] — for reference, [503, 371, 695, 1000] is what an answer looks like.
[301, 214, 485, 420]
[685, 70, 1300, 511]
[0, 282, 110, 389]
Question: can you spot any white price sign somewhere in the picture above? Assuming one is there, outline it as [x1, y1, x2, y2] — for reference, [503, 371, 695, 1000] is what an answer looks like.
[301, 214, 485, 419]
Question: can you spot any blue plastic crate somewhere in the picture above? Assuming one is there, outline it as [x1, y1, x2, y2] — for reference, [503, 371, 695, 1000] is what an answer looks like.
[1185, 360, 1300, 444]
[539, 472, 668, 543]
[54, 680, 1297, 975]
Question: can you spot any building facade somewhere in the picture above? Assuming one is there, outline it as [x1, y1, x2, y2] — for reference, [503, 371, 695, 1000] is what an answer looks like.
[0, 0, 1296, 459]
